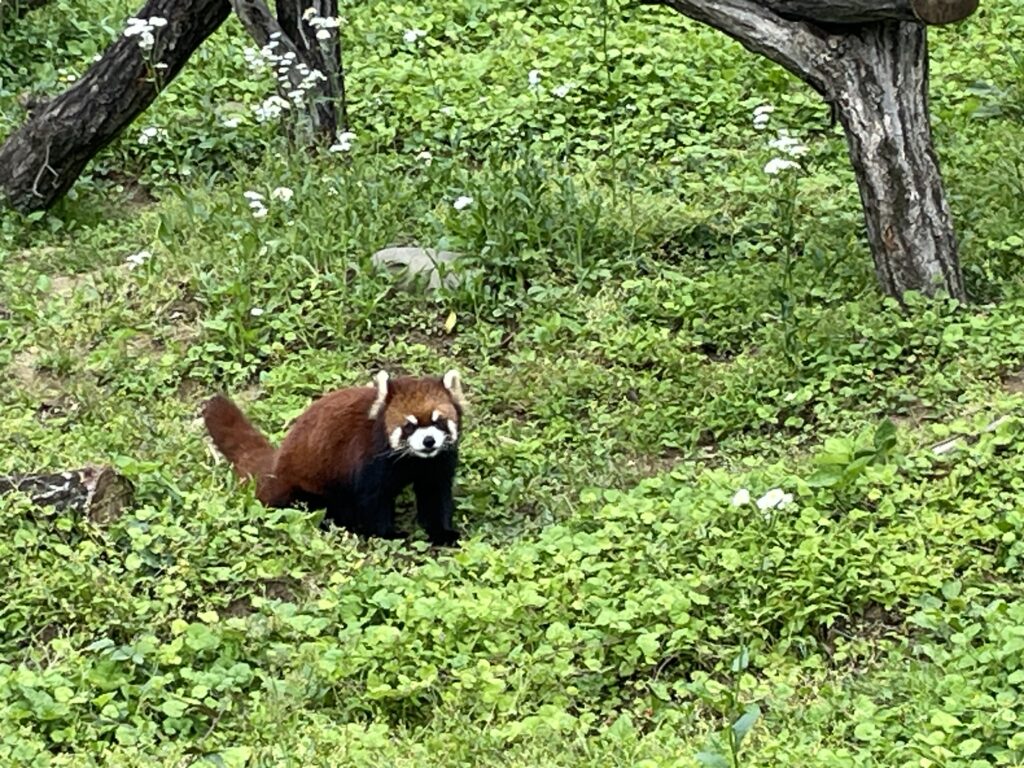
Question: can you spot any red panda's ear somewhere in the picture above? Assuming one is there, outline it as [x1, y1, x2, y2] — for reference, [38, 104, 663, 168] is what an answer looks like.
[443, 369, 467, 410]
[367, 371, 390, 419]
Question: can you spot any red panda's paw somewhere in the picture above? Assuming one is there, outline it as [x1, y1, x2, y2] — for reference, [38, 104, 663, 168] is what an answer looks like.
[430, 529, 461, 547]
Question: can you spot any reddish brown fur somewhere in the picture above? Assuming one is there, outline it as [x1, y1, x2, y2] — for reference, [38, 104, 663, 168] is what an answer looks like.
[203, 376, 462, 509]
[381, 379, 460, 437]
[202, 395, 276, 480]
[269, 385, 379, 502]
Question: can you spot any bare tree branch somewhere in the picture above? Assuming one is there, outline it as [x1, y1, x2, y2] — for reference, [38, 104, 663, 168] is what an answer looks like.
[648, 0, 835, 92]
[764, 0, 978, 24]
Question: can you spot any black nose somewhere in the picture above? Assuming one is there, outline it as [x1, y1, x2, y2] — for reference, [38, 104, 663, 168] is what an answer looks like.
[422, 435, 436, 449]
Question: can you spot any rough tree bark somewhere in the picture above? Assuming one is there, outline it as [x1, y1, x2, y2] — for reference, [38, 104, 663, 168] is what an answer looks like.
[0, 0, 230, 213]
[229, 0, 346, 141]
[763, 0, 977, 24]
[0, 465, 134, 524]
[649, 0, 973, 301]
[277, 0, 348, 133]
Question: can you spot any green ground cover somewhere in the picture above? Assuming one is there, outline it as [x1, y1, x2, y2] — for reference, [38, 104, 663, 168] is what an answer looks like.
[2, 1, 1024, 765]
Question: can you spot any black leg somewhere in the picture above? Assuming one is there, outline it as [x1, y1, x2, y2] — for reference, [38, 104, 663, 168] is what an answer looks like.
[414, 472, 460, 547]
[353, 461, 406, 540]
[323, 496, 355, 531]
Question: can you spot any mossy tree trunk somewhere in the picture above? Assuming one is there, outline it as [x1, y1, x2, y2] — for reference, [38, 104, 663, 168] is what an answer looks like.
[649, 0, 975, 301]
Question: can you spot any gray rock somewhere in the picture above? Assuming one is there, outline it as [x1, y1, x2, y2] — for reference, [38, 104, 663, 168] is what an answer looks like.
[371, 247, 461, 290]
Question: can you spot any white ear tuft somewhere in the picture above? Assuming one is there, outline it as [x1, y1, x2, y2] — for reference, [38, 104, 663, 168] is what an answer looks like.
[367, 371, 390, 419]
[443, 369, 467, 409]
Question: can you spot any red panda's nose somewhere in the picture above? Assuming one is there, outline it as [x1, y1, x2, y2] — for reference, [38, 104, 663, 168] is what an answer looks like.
[422, 435, 436, 449]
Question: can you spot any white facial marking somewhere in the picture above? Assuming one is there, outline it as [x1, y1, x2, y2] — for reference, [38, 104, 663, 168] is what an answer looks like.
[448, 419, 458, 442]
[431, 409, 441, 423]
[407, 426, 447, 457]
[389, 426, 402, 449]
[406, 414, 418, 425]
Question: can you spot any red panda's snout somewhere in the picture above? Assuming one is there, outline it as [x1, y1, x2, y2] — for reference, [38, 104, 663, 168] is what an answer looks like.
[390, 410, 459, 458]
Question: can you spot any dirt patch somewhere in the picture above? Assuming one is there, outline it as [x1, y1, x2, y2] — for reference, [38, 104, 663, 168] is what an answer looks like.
[10, 346, 61, 397]
[620, 447, 697, 480]
[1001, 371, 1024, 394]
[223, 576, 304, 618]
[889, 398, 938, 429]
[820, 602, 908, 658]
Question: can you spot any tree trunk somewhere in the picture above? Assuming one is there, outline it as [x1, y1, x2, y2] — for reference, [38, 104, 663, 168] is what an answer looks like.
[832, 22, 964, 299]
[0, 465, 134, 524]
[277, 0, 348, 130]
[648, 0, 973, 301]
[229, 0, 343, 142]
[0, 0, 229, 213]
[763, 0, 977, 24]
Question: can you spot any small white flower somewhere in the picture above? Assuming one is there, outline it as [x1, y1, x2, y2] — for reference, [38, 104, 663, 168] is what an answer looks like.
[553, 83, 572, 98]
[251, 205, 268, 219]
[329, 130, 356, 153]
[528, 69, 542, 88]
[310, 15, 341, 30]
[270, 186, 294, 202]
[302, 6, 317, 20]
[222, 116, 241, 129]
[769, 133, 808, 157]
[250, 307, 265, 316]
[756, 488, 793, 511]
[403, 28, 426, 44]
[731, 488, 751, 507]
[124, 250, 152, 269]
[253, 95, 290, 122]
[148, 16, 168, 27]
[416, 150, 433, 164]
[243, 190, 264, 201]
[752, 105, 774, 130]
[453, 195, 473, 211]
[316, 29, 331, 40]
[137, 126, 163, 146]
[764, 158, 800, 175]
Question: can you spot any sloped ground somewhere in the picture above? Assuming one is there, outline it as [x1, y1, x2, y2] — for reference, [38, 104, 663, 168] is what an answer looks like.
[2, 1, 1024, 766]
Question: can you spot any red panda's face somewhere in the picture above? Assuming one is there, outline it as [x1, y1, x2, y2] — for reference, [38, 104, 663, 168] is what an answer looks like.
[370, 371, 465, 459]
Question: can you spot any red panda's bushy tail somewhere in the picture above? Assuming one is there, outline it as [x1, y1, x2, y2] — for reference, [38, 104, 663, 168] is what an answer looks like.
[202, 395, 276, 481]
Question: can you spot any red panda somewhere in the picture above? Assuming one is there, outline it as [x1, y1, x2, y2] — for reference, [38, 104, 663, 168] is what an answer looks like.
[202, 370, 466, 546]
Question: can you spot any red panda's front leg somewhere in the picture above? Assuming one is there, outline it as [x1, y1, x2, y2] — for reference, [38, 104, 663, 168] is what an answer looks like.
[352, 460, 407, 540]
[413, 452, 460, 547]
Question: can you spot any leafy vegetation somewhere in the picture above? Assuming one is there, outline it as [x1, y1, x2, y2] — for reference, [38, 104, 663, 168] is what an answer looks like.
[2, 0, 1024, 765]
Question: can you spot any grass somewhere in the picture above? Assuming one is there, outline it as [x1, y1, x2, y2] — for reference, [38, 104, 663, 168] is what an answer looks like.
[2, 0, 1024, 766]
